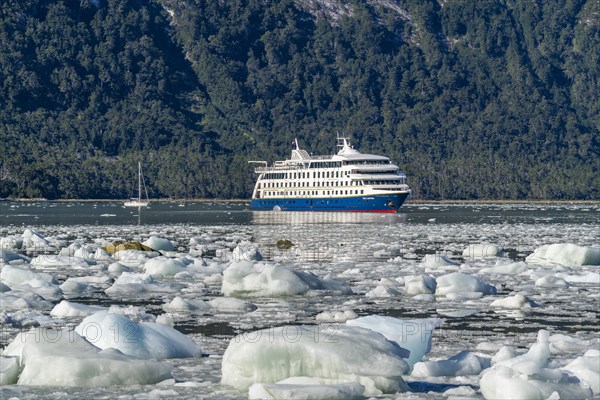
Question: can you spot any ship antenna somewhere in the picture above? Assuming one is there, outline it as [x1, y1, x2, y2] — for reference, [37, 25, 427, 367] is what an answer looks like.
[294, 137, 300, 150]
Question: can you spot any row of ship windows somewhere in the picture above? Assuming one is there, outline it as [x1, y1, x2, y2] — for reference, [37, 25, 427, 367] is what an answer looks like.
[263, 171, 347, 180]
[264, 189, 365, 197]
[260, 179, 404, 188]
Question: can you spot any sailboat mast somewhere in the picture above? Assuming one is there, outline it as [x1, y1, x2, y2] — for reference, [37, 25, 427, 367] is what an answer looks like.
[138, 162, 142, 201]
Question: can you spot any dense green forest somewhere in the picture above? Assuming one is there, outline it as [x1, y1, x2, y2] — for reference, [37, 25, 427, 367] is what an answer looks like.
[1, 0, 598, 200]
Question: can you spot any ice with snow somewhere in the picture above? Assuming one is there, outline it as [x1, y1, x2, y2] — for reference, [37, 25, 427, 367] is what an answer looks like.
[412, 350, 491, 377]
[248, 381, 365, 400]
[480, 330, 593, 399]
[221, 324, 409, 396]
[435, 272, 496, 296]
[526, 243, 600, 267]
[143, 236, 176, 252]
[221, 261, 351, 297]
[75, 311, 202, 359]
[463, 244, 501, 259]
[346, 315, 442, 369]
[1, 327, 172, 386]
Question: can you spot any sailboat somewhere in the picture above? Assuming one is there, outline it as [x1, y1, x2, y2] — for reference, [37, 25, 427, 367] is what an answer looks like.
[124, 162, 150, 207]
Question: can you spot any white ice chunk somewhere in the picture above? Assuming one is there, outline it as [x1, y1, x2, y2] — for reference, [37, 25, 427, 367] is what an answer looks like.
[208, 297, 257, 312]
[231, 243, 263, 262]
[404, 274, 437, 295]
[105, 272, 175, 294]
[315, 310, 358, 322]
[411, 351, 491, 377]
[221, 261, 351, 297]
[50, 300, 106, 317]
[480, 261, 528, 275]
[144, 257, 186, 276]
[75, 311, 202, 360]
[0, 235, 24, 251]
[563, 350, 600, 394]
[143, 236, 175, 252]
[221, 325, 409, 396]
[462, 244, 501, 259]
[490, 294, 536, 309]
[0, 289, 54, 311]
[1, 264, 57, 287]
[535, 275, 569, 288]
[30, 254, 91, 268]
[2, 328, 172, 386]
[526, 244, 600, 267]
[163, 296, 212, 313]
[365, 284, 401, 298]
[480, 330, 593, 399]
[22, 228, 50, 249]
[556, 271, 600, 285]
[0, 356, 20, 385]
[248, 382, 365, 400]
[549, 334, 600, 354]
[435, 272, 496, 296]
[346, 315, 442, 369]
[420, 254, 459, 268]
[0, 249, 30, 263]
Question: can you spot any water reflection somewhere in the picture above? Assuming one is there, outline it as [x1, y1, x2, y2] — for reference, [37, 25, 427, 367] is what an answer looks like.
[251, 211, 407, 225]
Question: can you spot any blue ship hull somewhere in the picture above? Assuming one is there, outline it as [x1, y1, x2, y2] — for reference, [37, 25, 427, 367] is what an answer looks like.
[250, 193, 409, 213]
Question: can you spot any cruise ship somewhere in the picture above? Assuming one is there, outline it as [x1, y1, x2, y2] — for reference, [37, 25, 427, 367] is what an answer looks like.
[249, 137, 411, 212]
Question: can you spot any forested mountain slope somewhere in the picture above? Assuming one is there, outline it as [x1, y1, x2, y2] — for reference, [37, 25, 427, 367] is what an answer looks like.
[1, 0, 598, 199]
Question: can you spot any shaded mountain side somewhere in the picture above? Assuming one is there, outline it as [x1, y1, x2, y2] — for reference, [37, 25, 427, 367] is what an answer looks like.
[1, 0, 598, 199]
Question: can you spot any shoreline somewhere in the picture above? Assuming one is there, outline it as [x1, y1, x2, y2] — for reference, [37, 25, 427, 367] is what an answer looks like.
[3, 198, 599, 205]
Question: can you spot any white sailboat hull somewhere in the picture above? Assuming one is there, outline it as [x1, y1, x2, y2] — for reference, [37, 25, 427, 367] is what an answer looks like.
[124, 200, 149, 207]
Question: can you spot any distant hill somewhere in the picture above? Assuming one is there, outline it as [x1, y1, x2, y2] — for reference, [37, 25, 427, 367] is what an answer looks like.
[1, 0, 598, 199]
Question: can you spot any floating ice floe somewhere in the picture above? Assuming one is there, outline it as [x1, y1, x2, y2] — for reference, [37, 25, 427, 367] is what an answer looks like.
[435, 272, 497, 296]
[0, 290, 54, 311]
[0, 235, 24, 251]
[75, 310, 202, 360]
[525, 243, 600, 267]
[490, 294, 537, 309]
[221, 261, 351, 297]
[1, 327, 172, 386]
[163, 296, 256, 313]
[549, 334, 600, 354]
[144, 257, 187, 276]
[0, 264, 62, 300]
[315, 310, 358, 322]
[365, 284, 401, 298]
[346, 315, 442, 369]
[479, 260, 528, 275]
[143, 236, 176, 252]
[404, 274, 437, 295]
[480, 330, 593, 399]
[30, 254, 92, 268]
[1, 264, 57, 288]
[411, 350, 491, 377]
[105, 272, 176, 295]
[563, 349, 600, 394]
[112, 249, 158, 267]
[420, 254, 459, 269]
[0, 249, 31, 264]
[535, 274, 569, 288]
[249, 380, 365, 400]
[555, 271, 600, 285]
[21, 229, 51, 249]
[231, 243, 263, 262]
[50, 300, 107, 317]
[221, 325, 409, 396]
[462, 244, 501, 259]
